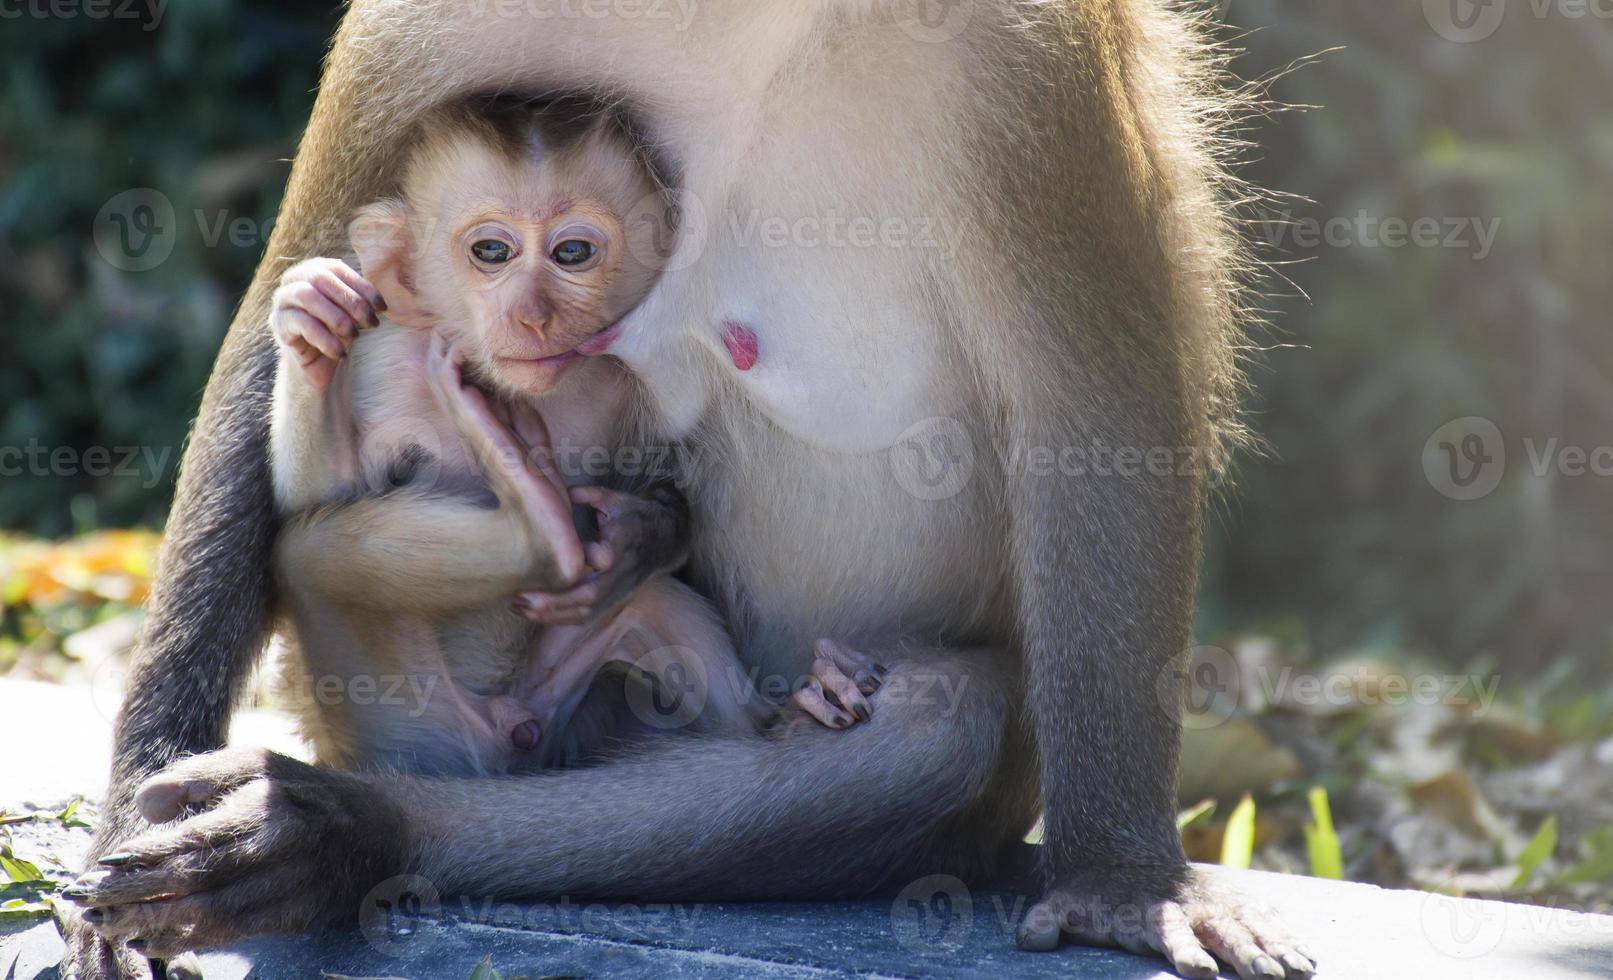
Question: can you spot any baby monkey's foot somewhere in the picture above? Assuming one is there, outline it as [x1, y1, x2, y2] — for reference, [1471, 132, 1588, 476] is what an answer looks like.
[790, 638, 887, 730]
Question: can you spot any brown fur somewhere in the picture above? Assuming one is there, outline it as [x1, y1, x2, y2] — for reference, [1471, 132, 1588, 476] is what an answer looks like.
[67, 5, 1312, 979]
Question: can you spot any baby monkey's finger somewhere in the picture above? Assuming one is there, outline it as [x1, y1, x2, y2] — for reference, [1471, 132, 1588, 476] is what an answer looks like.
[285, 283, 359, 345]
[312, 270, 379, 329]
[323, 260, 387, 316]
[288, 310, 346, 362]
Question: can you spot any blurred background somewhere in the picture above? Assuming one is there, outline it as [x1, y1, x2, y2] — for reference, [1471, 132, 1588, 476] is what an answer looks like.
[2, 0, 1610, 914]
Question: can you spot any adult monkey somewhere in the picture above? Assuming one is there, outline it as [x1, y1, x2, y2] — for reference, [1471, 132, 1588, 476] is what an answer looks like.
[65, 1, 1312, 978]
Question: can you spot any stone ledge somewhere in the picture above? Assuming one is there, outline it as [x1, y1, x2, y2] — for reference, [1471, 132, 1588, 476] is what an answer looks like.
[4, 679, 1611, 978]
[8, 865, 1612, 978]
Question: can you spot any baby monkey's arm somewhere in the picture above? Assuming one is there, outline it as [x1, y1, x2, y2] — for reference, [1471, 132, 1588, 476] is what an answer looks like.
[276, 337, 589, 614]
[270, 259, 588, 613]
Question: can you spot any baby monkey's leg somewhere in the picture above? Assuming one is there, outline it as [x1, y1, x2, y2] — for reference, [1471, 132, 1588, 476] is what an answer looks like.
[425, 334, 584, 584]
[520, 577, 768, 754]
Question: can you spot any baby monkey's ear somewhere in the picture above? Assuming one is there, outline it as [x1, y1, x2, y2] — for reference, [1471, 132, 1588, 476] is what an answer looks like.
[348, 200, 433, 328]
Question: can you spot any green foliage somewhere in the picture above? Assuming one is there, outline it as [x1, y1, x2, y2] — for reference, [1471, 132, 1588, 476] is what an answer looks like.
[0, 840, 50, 921]
[1220, 794, 1256, 869]
[1511, 815, 1559, 891]
[1177, 798, 1217, 830]
[0, 5, 339, 535]
[0, 849, 44, 884]
[1553, 825, 1613, 887]
[1303, 786, 1344, 880]
[1211, 2, 1613, 674]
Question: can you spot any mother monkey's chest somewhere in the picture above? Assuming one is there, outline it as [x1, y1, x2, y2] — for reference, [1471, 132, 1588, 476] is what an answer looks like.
[615, 140, 1008, 669]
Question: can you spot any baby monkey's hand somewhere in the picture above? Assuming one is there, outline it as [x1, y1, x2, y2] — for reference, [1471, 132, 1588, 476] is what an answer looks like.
[270, 257, 386, 391]
[512, 484, 691, 626]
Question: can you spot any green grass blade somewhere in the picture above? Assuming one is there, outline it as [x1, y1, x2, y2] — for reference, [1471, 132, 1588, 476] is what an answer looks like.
[1303, 785, 1344, 880]
[1220, 794, 1256, 870]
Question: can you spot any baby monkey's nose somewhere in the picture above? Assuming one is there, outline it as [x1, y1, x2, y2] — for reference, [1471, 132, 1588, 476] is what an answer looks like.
[516, 295, 555, 334]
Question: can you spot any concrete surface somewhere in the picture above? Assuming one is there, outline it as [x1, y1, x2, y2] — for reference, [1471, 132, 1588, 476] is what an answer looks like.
[4, 679, 1613, 979]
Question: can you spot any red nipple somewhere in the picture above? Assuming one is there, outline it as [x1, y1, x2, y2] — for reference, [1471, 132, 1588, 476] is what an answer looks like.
[722, 321, 758, 372]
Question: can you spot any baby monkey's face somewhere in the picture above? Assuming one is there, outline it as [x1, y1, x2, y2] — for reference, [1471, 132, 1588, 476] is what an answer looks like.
[368, 125, 664, 398]
[443, 189, 633, 394]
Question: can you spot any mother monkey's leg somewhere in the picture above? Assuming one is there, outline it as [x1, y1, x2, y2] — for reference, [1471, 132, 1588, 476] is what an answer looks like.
[73, 649, 1028, 952]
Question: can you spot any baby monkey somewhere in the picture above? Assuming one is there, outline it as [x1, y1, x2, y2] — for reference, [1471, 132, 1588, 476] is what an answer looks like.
[269, 97, 881, 774]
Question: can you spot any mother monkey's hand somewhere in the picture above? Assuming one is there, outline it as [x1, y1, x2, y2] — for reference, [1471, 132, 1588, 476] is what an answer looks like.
[64, 748, 406, 960]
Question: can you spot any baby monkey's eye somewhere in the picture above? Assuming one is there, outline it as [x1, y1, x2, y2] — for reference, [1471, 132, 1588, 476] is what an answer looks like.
[551, 239, 596, 267]
[471, 239, 512, 264]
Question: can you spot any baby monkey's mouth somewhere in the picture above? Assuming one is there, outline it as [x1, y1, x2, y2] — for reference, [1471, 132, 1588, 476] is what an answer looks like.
[498, 321, 622, 367]
[573, 320, 624, 356]
[499, 349, 581, 367]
